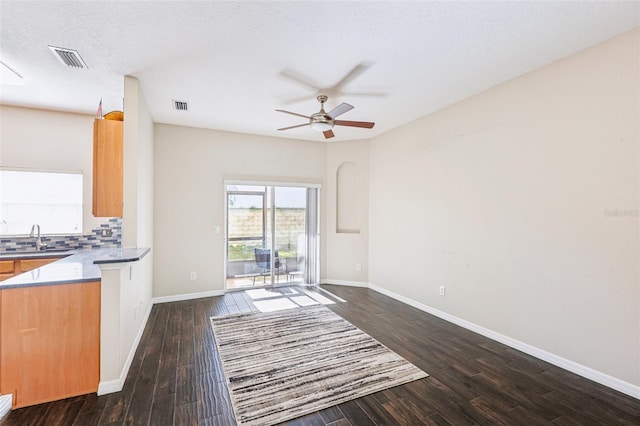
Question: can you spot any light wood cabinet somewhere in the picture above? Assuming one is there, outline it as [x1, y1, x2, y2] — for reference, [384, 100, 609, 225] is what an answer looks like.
[0, 281, 100, 408]
[93, 118, 123, 217]
[18, 258, 58, 273]
[0, 261, 14, 281]
[0, 256, 63, 281]
[0, 257, 63, 282]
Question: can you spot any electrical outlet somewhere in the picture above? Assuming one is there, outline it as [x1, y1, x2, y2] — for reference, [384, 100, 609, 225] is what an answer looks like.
[356, 263, 362, 272]
[100, 228, 113, 237]
[190, 272, 197, 280]
[439, 286, 446, 296]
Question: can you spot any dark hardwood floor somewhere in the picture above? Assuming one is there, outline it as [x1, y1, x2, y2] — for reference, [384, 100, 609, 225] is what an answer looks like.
[2, 284, 639, 425]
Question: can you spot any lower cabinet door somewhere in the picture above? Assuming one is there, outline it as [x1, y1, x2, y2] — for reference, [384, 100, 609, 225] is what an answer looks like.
[0, 281, 100, 408]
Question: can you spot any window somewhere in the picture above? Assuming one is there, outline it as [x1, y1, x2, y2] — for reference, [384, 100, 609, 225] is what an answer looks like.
[0, 168, 83, 235]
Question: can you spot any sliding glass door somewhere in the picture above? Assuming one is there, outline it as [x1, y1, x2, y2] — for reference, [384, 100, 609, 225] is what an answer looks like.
[225, 183, 319, 290]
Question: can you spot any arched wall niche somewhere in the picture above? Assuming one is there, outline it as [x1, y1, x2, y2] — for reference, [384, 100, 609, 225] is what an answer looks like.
[336, 161, 360, 234]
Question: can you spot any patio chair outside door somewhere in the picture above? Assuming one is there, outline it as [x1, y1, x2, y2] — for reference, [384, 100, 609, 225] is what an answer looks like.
[252, 248, 284, 285]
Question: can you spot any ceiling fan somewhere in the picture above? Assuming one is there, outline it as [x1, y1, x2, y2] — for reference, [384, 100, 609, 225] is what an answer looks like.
[279, 62, 385, 105]
[276, 95, 375, 139]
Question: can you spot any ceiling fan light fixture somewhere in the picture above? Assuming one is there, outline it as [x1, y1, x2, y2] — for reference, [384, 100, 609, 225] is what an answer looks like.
[309, 110, 333, 131]
[310, 120, 333, 131]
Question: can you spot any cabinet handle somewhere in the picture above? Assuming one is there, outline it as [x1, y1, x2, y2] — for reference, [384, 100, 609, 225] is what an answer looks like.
[19, 328, 37, 333]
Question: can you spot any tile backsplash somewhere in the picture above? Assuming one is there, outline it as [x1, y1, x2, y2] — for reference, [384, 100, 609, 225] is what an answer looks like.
[0, 218, 122, 253]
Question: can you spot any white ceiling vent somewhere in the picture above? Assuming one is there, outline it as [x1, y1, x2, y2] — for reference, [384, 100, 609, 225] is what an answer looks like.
[173, 100, 188, 111]
[48, 46, 88, 69]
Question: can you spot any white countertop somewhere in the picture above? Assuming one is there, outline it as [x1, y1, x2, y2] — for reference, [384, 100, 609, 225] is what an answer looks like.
[0, 247, 150, 289]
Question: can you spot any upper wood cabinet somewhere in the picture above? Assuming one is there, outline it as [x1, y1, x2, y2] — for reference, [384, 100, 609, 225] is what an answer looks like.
[93, 118, 123, 217]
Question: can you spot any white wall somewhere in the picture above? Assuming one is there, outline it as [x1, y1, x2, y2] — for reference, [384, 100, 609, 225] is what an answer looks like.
[97, 76, 154, 393]
[369, 29, 640, 388]
[121, 74, 154, 332]
[325, 141, 370, 285]
[123, 77, 155, 249]
[0, 105, 107, 233]
[153, 124, 326, 298]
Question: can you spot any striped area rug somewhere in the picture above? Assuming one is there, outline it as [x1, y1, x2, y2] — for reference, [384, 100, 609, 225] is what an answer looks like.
[210, 305, 428, 425]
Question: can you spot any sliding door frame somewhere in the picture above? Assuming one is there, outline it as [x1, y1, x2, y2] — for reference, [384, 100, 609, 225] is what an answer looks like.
[223, 179, 321, 291]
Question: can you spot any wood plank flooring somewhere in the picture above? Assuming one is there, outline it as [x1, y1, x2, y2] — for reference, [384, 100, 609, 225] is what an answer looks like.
[1, 284, 639, 425]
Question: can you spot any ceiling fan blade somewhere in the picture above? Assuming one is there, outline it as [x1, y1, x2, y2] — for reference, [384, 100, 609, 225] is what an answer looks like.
[327, 103, 354, 119]
[332, 62, 372, 91]
[276, 109, 311, 120]
[277, 123, 311, 131]
[281, 94, 318, 105]
[323, 130, 335, 139]
[334, 120, 375, 129]
[279, 69, 321, 92]
[341, 91, 387, 98]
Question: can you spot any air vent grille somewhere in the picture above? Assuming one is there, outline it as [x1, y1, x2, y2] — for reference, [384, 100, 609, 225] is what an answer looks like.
[48, 46, 88, 69]
[173, 100, 188, 111]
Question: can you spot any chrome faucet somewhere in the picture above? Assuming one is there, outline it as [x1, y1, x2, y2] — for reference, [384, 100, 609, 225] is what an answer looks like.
[29, 224, 47, 251]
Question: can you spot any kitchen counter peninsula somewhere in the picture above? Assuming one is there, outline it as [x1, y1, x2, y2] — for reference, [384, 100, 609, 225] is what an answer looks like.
[0, 246, 151, 409]
[0, 247, 150, 289]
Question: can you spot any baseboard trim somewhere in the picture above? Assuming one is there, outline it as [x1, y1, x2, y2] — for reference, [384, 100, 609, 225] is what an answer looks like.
[97, 301, 153, 396]
[98, 289, 224, 395]
[364, 282, 640, 400]
[322, 279, 369, 288]
[0, 394, 11, 420]
[97, 378, 122, 396]
[96, 281, 639, 400]
[153, 289, 225, 304]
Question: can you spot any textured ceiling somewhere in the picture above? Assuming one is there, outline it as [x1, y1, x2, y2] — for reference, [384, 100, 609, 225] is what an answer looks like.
[0, 1, 638, 142]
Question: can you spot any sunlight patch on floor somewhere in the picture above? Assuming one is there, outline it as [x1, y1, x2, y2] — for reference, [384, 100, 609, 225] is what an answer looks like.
[302, 289, 336, 305]
[244, 286, 341, 312]
[290, 295, 319, 307]
[252, 298, 299, 312]
[245, 288, 299, 300]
